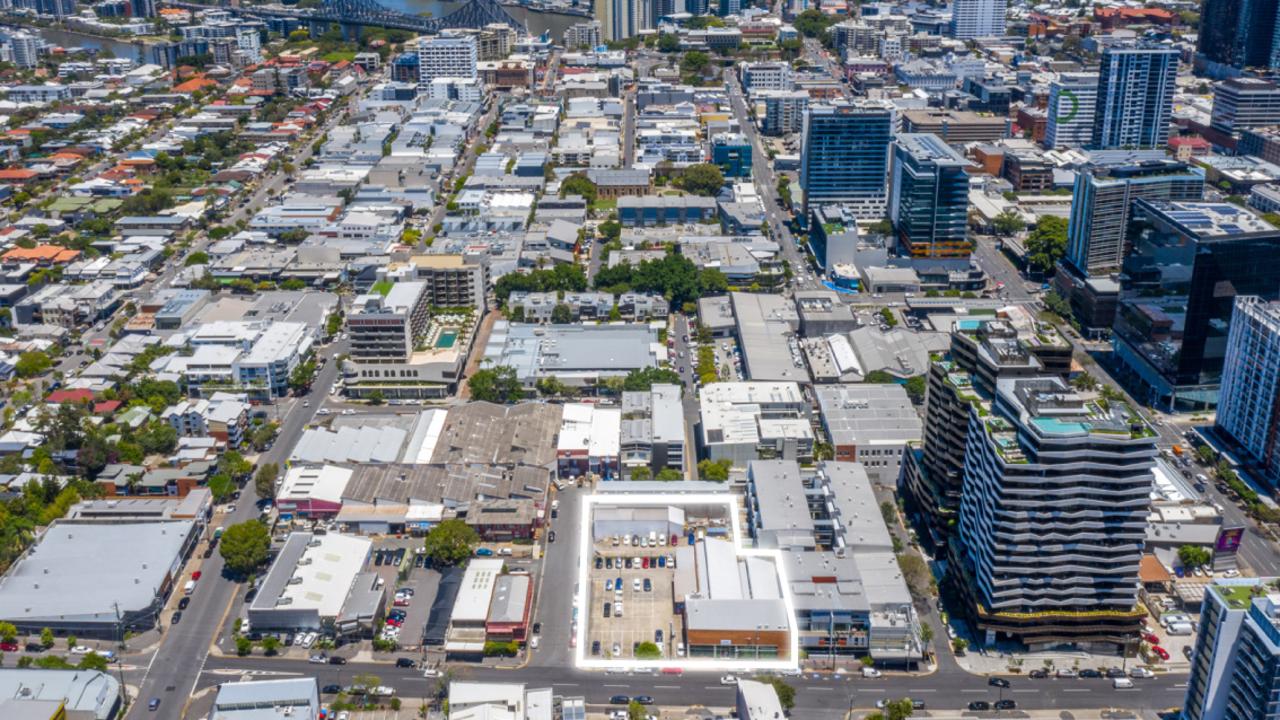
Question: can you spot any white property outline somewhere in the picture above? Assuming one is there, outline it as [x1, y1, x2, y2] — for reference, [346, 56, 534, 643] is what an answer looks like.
[573, 492, 801, 671]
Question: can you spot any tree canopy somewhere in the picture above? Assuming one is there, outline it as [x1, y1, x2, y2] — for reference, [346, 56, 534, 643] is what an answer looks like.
[679, 163, 725, 197]
[495, 265, 587, 304]
[1025, 216, 1068, 274]
[422, 519, 479, 566]
[623, 366, 682, 392]
[593, 252, 724, 307]
[468, 365, 524, 404]
[560, 173, 597, 205]
[220, 521, 271, 576]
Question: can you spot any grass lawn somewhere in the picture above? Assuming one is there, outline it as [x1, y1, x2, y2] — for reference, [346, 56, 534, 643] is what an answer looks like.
[591, 197, 617, 212]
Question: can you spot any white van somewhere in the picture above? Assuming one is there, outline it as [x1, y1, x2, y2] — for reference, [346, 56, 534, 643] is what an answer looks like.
[1112, 678, 1134, 689]
[1167, 622, 1195, 636]
[183, 580, 196, 595]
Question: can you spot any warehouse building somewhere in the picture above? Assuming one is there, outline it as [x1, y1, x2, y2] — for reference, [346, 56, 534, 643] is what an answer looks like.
[0, 669, 121, 720]
[0, 520, 198, 637]
[591, 505, 687, 541]
[247, 532, 383, 637]
[813, 384, 921, 484]
[675, 537, 792, 660]
[446, 558, 506, 656]
[208, 678, 320, 720]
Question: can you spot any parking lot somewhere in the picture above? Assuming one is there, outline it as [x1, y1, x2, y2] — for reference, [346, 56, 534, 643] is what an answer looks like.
[369, 536, 441, 652]
[586, 537, 684, 662]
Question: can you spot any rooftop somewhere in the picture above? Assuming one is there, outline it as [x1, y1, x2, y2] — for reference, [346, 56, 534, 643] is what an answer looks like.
[814, 384, 922, 447]
[0, 521, 193, 624]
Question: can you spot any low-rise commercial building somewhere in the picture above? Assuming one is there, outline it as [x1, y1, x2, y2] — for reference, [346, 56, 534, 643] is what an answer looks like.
[0, 520, 198, 636]
[814, 384, 921, 484]
[699, 382, 813, 467]
[247, 532, 383, 637]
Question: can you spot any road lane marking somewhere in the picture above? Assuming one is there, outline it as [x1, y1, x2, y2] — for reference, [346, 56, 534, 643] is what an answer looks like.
[603, 684, 629, 688]
[961, 690, 986, 694]
[908, 689, 936, 693]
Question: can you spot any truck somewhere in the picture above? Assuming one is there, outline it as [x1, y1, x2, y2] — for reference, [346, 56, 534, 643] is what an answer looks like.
[183, 580, 196, 595]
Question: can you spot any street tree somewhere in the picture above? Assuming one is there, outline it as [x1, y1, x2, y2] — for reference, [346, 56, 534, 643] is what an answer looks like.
[219, 521, 271, 576]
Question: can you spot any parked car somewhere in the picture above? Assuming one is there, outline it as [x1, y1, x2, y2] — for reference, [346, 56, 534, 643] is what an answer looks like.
[178, 597, 190, 610]
[634, 696, 654, 705]
[1152, 646, 1170, 661]
[968, 701, 991, 711]
[309, 655, 327, 664]
[609, 695, 629, 705]
[862, 667, 882, 679]
[995, 700, 1017, 711]
[1028, 669, 1048, 679]
[988, 677, 1010, 688]
[321, 685, 342, 694]
[643, 578, 652, 592]
[0, 641, 17, 652]
[720, 675, 738, 685]
[592, 640, 601, 655]
[1130, 667, 1156, 679]
[1079, 669, 1102, 679]
[395, 658, 416, 668]
[329, 656, 347, 665]
[1056, 669, 1077, 679]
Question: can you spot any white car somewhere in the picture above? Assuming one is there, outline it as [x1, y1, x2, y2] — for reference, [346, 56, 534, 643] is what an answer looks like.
[70, 645, 92, 655]
[1129, 667, 1156, 679]
[309, 655, 327, 664]
[720, 675, 738, 686]
[862, 668, 882, 679]
[370, 686, 395, 697]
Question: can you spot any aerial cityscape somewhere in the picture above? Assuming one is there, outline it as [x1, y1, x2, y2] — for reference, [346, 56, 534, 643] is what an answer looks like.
[0, 0, 1275, 717]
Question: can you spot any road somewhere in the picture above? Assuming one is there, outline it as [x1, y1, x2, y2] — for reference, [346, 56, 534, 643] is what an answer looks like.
[671, 313, 700, 480]
[528, 483, 583, 669]
[722, 72, 819, 290]
[196, 654, 1190, 717]
[128, 345, 345, 720]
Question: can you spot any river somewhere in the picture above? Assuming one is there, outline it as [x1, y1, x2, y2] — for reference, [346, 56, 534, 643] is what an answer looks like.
[373, 0, 586, 40]
[29, 26, 150, 62]
[23, 0, 587, 61]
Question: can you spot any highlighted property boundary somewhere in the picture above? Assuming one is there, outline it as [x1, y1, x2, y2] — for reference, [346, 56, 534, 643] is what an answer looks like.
[573, 492, 801, 672]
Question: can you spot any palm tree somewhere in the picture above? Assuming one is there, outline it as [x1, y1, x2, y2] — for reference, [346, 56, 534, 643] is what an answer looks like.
[919, 623, 934, 659]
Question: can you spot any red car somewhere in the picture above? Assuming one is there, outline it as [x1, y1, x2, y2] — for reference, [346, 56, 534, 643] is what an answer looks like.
[1142, 632, 1160, 645]
[0, 641, 17, 652]
[1152, 646, 1170, 661]
[670, 534, 679, 546]
[191, 571, 202, 581]
[641, 557, 649, 569]
[386, 618, 403, 627]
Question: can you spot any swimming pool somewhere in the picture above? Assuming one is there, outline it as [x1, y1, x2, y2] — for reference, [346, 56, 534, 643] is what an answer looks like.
[436, 330, 459, 348]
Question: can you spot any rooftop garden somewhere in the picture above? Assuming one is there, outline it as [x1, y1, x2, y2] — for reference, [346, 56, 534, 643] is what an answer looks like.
[1210, 582, 1259, 611]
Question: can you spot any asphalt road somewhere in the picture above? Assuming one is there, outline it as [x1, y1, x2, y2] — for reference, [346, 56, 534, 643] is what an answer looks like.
[196, 655, 1189, 717]
[722, 72, 819, 290]
[128, 346, 344, 720]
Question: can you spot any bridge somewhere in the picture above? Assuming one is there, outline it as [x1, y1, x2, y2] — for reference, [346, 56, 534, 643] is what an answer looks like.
[166, 0, 524, 36]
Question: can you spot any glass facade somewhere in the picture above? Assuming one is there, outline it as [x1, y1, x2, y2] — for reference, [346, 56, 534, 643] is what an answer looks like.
[800, 101, 893, 219]
[888, 133, 972, 258]
[1111, 201, 1280, 410]
[1198, 0, 1280, 71]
